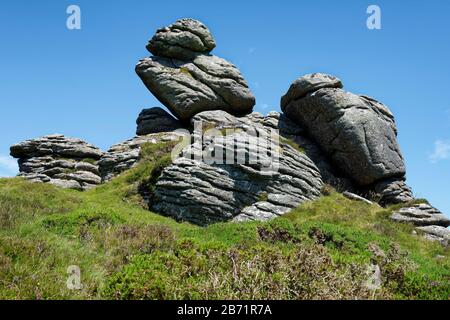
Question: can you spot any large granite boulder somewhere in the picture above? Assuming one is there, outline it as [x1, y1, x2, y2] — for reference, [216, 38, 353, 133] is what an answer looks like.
[136, 18, 255, 122]
[150, 110, 323, 225]
[281, 73, 406, 186]
[136, 107, 181, 136]
[147, 18, 216, 61]
[10, 134, 103, 190]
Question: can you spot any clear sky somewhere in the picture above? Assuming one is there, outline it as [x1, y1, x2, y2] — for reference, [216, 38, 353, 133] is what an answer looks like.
[0, 1, 449, 215]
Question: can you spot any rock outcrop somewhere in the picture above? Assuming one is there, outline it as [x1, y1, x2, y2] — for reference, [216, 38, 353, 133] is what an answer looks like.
[136, 107, 181, 136]
[150, 110, 323, 225]
[391, 203, 450, 246]
[10, 134, 103, 190]
[374, 178, 414, 205]
[391, 204, 450, 227]
[136, 18, 255, 122]
[279, 73, 449, 245]
[281, 73, 413, 203]
[281, 73, 406, 186]
[7, 19, 447, 245]
[280, 73, 343, 108]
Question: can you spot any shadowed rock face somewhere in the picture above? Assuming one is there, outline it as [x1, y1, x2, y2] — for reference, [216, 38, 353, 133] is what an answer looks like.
[281, 73, 406, 186]
[374, 178, 413, 205]
[136, 18, 255, 122]
[10, 134, 103, 190]
[136, 107, 181, 136]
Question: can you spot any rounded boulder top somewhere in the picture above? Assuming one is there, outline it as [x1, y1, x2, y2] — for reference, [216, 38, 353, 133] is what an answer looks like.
[147, 18, 216, 61]
[281, 73, 343, 110]
[10, 134, 103, 160]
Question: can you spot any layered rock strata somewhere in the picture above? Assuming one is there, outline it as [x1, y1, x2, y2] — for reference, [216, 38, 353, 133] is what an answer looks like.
[10, 134, 103, 190]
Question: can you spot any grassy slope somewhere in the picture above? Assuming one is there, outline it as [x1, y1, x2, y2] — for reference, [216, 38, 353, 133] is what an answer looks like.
[0, 143, 448, 300]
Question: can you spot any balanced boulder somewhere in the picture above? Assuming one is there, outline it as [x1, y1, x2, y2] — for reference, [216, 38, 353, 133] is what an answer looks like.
[147, 18, 216, 61]
[136, 18, 255, 122]
[10, 134, 103, 190]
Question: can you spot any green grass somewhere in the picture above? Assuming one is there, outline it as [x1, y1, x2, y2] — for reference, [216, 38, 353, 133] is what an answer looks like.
[280, 136, 305, 153]
[81, 158, 97, 165]
[257, 192, 269, 202]
[179, 67, 194, 78]
[0, 141, 448, 300]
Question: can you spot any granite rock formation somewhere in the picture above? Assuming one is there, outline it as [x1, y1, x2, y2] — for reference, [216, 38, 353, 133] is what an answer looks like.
[374, 178, 414, 205]
[99, 131, 184, 182]
[136, 18, 255, 122]
[10, 134, 103, 190]
[391, 203, 450, 246]
[416, 225, 450, 247]
[151, 110, 323, 225]
[281, 73, 406, 186]
[281, 73, 413, 202]
[391, 203, 450, 227]
[8, 19, 448, 245]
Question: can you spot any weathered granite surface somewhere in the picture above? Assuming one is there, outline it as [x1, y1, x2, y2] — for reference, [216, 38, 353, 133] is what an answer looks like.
[10, 134, 103, 190]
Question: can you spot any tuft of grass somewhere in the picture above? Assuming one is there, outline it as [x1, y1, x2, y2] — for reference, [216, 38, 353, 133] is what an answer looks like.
[257, 191, 269, 202]
[179, 67, 193, 78]
[320, 184, 335, 196]
[280, 136, 305, 153]
[81, 158, 97, 165]
[387, 198, 430, 212]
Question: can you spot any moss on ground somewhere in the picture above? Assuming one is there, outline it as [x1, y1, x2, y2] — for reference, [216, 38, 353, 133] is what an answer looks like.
[0, 141, 448, 299]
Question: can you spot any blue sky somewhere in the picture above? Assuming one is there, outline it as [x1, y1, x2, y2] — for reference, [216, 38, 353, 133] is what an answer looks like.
[0, 1, 449, 215]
